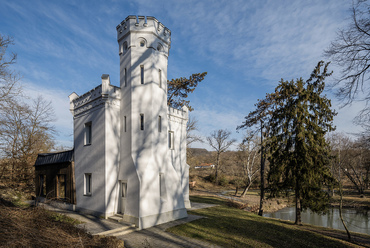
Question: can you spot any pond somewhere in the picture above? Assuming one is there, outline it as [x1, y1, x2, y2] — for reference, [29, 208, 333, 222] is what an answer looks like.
[264, 207, 370, 235]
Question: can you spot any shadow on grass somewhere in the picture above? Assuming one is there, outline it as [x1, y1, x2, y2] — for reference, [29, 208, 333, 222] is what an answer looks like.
[190, 195, 228, 206]
[171, 196, 359, 248]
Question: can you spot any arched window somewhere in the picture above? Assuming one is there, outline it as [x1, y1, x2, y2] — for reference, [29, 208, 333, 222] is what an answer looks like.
[157, 43, 163, 52]
[138, 38, 146, 48]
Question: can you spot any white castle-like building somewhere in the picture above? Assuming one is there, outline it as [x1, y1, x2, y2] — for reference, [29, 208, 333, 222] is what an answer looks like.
[68, 16, 190, 229]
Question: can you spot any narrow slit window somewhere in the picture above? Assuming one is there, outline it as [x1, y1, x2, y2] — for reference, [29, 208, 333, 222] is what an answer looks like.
[158, 116, 162, 132]
[124, 68, 127, 87]
[158, 69, 162, 88]
[84, 122, 92, 145]
[159, 173, 167, 201]
[168, 131, 174, 149]
[124, 116, 127, 132]
[140, 114, 144, 130]
[121, 182, 127, 198]
[140, 65, 144, 84]
[84, 173, 92, 196]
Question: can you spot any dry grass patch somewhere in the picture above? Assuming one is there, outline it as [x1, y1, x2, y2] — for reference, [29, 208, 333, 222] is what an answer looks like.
[0, 198, 124, 248]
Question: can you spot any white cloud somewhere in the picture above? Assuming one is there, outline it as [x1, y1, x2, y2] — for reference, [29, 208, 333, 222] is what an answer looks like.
[23, 82, 74, 148]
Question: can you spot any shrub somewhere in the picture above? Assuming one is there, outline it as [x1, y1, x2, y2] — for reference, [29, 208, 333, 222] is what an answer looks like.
[226, 199, 248, 209]
[205, 173, 216, 183]
[218, 176, 229, 186]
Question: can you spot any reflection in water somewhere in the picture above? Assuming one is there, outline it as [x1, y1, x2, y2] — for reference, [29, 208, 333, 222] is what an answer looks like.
[264, 207, 370, 235]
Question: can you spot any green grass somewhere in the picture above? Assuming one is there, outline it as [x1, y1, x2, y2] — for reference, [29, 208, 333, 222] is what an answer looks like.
[48, 212, 83, 225]
[168, 196, 361, 248]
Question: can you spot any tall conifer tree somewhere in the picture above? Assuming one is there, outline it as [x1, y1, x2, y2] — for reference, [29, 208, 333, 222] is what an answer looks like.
[239, 61, 336, 224]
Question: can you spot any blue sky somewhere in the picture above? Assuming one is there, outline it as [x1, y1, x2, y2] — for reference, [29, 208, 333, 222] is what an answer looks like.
[0, 0, 363, 150]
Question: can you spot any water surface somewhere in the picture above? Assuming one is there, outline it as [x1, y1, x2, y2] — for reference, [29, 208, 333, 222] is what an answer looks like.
[264, 207, 370, 235]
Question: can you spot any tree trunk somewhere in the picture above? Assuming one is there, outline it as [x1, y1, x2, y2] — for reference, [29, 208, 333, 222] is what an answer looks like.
[339, 182, 351, 241]
[241, 181, 252, 198]
[295, 195, 302, 225]
[215, 152, 220, 184]
[258, 122, 265, 216]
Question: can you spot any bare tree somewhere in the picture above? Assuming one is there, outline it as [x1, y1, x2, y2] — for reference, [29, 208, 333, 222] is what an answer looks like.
[236, 134, 260, 197]
[0, 35, 21, 109]
[0, 33, 55, 188]
[327, 132, 353, 241]
[186, 115, 203, 147]
[325, 0, 370, 124]
[342, 141, 369, 194]
[328, 132, 369, 194]
[206, 129, 236, 184]
[0, 96, 55, 185]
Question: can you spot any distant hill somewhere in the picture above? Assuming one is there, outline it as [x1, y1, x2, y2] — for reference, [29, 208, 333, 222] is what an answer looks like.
[188, 148, 210, 156]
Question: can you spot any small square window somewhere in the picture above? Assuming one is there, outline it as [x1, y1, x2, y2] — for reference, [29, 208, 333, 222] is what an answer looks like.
[84, 173, 92, 196]
[84, 122, 92, 145]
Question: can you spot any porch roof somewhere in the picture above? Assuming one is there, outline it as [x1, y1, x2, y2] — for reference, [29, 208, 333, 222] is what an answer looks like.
[34, 149, 74, 166]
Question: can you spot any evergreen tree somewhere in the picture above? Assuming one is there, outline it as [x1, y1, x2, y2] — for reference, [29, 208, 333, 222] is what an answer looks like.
[167, 72, 207, 111]
[267, 61, 336, 224]
[239, 61, 337, 224]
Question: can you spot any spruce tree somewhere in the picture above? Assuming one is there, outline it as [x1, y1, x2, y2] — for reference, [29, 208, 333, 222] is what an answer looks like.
[267, 61, 336, 224]
[239, 61, 336, 224]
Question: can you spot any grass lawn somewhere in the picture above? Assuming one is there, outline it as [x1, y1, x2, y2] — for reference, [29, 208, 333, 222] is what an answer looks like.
[168, 196, 368, 248]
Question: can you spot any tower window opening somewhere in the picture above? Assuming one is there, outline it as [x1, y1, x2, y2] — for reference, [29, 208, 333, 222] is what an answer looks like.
[159, 173, 167, 201]
[157, 44, 162, 51]
[168, 131, 174, 149]
[124, 68, 127, 87]
[159, 69, 162, 88]
[84, 122, 92, 145]
[140, 114, 144, 130]
[140, 41, 145, 47]
[158, 116, 162, 132]
[124, 116, 127, 132]
[84, 173, 92, 196]
[141, 66, 144, 84]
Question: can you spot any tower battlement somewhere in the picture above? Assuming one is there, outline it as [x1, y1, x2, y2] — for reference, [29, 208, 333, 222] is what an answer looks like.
[116, 15, 171, 44]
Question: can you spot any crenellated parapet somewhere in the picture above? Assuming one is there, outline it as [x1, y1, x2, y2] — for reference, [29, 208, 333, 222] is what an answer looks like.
[168, 105, 188, 125]
[116, 16, 171, 57]
[69, 74, 121, 117]
[117, 15, 171, 43]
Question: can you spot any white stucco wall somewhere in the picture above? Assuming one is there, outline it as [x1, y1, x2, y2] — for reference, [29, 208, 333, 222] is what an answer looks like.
[69, 76, 121, 217]
[168, 106, 190, 208]
[117, 16, 188, 229]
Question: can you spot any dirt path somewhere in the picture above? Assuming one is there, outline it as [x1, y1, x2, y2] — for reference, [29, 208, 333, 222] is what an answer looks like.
[190, 189, 290, 213]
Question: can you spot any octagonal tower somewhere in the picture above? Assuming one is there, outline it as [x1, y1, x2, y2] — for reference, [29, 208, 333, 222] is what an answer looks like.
[116, 16, 187, 229]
